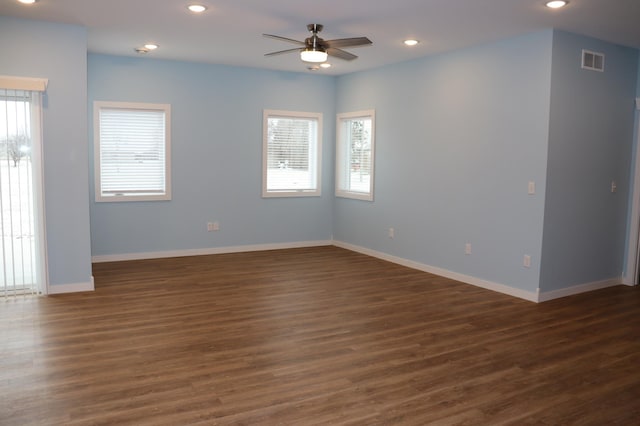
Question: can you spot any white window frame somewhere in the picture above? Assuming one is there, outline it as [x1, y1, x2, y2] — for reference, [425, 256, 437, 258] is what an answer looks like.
[335, 110, 375, 201]
[262, 109, 322, 198]
[94, 101, 171, 202]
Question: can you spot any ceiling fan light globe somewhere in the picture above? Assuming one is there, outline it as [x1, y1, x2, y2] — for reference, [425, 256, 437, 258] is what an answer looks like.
[301, 49, 328, 63]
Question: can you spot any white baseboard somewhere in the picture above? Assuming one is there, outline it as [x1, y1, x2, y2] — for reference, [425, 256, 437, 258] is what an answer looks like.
[333, 241, 625, 303]
[92, 240, 333, 263]
[47, 276, 95, 295]
[89, 239, 625, 303]
[537, 277, 622, 302]
[333, 240, 539, 302]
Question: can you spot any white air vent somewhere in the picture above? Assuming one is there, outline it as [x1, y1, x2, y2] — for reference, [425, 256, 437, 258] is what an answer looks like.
[582, 49, 605, 72]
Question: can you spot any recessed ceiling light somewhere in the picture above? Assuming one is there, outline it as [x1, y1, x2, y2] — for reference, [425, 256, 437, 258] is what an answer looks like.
[546, 1, 568, 8]
[404, 39, 420, 46]
[320, 63, 331, 69]
[144, 44, 159, 50]
[17, 0, 37, 4]
[187, 4, 207, 13]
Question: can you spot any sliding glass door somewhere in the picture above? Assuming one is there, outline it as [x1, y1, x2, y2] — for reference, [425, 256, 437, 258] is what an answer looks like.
[0, 87, 47, 296]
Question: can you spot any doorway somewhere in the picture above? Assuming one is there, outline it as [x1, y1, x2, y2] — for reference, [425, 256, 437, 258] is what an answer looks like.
[0, 85, 47, 296]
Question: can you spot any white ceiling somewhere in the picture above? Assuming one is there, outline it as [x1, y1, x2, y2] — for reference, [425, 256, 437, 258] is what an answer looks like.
[1, 0, 639, 75]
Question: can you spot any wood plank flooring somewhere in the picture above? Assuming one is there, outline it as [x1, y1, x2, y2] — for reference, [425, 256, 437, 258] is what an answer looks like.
[1, 246, 640, 425]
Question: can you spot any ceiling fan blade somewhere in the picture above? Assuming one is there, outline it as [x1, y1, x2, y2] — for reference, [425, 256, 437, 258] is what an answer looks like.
[265, 47, 302, 57]
[325, 37, 372, 49]
[327, 47, 358, 61]
[263, 34, 306, 46]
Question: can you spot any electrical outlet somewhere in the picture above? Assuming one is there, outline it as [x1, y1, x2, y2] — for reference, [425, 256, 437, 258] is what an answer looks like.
[611, 180, 617, 193]
[212, 221, 220, 231]
[465, 243, 472, 255]
[207, 221, 220, 232]
[523, 255, 531, 268]
[528, 181, 536, 195]
[388, 227, 395, 239]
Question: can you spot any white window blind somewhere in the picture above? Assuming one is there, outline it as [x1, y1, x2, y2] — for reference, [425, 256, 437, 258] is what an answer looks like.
[263, 110, 322, 197]
[94, 102, 171, 202]
[336, 110, 375, 201]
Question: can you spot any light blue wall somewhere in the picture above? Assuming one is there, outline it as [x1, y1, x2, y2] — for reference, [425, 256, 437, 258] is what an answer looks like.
[5, 14, 637, 298]
[540, 31, 639, 291]
[88, 55, 335, 256]
[0, 17, 92, 287]
[334, 31, 554, 293]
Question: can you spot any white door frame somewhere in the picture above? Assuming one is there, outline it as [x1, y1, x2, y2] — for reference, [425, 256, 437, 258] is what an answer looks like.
[32, 92, 49, 295]
[623, 97, 640, 285]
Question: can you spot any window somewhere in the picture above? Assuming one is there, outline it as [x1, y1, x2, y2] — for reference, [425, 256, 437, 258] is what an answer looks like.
[94, 101, 171, 202]
[263, 109, 322, 197]
[336, 110, 375, 201]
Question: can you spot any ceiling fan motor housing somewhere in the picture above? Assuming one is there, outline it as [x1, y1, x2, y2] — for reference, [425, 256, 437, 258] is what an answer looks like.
[306, 24, 326, 52]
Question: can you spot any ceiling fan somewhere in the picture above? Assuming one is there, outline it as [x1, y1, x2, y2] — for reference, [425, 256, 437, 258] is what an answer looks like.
[263, 24, 372, 63]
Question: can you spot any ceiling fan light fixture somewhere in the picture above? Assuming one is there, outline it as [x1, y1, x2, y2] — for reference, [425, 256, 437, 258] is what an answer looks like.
[404, 39, 419, 46]
[545, 1, 568, 8]
[17, 0, 37, 4]
[300, 49, 328, 63]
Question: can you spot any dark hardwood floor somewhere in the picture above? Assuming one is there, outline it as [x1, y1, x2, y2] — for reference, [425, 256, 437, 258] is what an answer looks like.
[1, 246, 639, 425]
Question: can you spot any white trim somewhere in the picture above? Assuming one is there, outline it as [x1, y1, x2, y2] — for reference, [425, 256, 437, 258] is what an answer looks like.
[92, 240, 333, 263]
[47, 277, 95, 295]
[623, 98, 640, 285]
[537, 277, 622, 302]
[0, 75, 48, 91]
[89, 239, 624, 303]
[332, 240, 539, 302]
[32, 92, 49, 295]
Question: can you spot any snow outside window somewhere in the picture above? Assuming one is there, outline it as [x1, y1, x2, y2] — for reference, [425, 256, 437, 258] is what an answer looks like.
[262, 110, 322, 197]
[336, 110, 375, 201]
